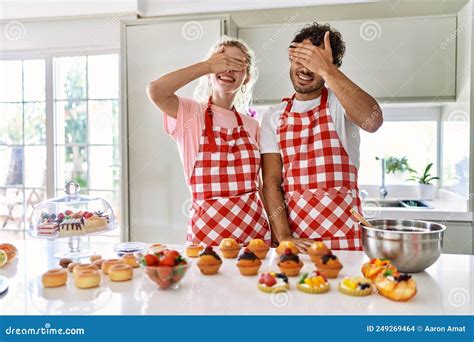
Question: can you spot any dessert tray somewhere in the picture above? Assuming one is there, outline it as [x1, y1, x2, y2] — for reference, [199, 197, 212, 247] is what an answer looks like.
[29, 181, 116, 259]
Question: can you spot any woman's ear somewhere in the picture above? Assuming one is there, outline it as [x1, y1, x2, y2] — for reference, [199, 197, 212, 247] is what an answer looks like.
[243, 74, 251, 85]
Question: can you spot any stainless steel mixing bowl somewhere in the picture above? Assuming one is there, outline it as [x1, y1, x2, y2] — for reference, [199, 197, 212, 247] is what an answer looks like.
[361, 219, 446, 273]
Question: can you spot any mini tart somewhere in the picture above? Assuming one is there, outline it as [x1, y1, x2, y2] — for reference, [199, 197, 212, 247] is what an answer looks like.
[257, 272, 289, 293]
[219, 238, 241, 259]
[276, 241, 299, 256]
[361, 258, 398, 281]
[307, 241, 331, 263]
[314, 253, 343, 278]
[197, 247, 223, 275]
[339, 276, 373, 296]
[277, 248, 303, 277]
[247, 239, 270, 259]
[297, 271, 330, 294]
[236, 248, 262, 276]
[185, 244, 203, 258]
[375, 271, 417, 302]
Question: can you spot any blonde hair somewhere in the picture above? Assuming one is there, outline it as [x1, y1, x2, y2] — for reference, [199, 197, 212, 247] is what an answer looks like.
[193, 36, 258, 114]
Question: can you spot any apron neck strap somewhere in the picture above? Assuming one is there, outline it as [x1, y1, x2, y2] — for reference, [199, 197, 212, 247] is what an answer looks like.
[282, 87, 329, 113]
[205, 97, 243, 152]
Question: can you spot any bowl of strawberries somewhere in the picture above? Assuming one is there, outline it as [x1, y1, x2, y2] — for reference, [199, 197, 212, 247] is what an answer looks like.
[140, 249, 189, 290]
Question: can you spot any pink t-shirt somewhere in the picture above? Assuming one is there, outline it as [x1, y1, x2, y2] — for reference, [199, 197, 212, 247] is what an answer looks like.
[163, 96, 260, 184]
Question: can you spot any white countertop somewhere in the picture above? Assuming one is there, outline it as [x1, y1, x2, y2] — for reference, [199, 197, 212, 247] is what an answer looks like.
[1, 240, 472, 315]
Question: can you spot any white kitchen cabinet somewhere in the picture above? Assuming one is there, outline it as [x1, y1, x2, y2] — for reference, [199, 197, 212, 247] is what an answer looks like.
[122, 17, 226, 243]
[239, 15, 456, 103]
[441, 221, 473, 255]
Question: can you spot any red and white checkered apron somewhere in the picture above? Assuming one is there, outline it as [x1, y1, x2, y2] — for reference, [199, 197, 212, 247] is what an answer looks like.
[277, 87, 363, 250]
[187, 98, 270, 246]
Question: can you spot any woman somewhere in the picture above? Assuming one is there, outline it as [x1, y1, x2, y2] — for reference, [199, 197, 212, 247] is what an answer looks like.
[147, 37, 270, 247]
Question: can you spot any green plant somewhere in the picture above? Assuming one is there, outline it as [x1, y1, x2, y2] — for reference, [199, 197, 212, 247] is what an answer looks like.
[375, 156, 411, 174]
[405, 163, 440, 185]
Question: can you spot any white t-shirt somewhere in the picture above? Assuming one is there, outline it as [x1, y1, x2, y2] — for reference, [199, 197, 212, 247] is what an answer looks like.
[259, 89, 360, 169]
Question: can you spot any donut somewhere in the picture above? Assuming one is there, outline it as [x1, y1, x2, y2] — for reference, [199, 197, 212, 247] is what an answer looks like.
[90, 255, 102, 262]
[59, 258, 73, 268]
[68, 262, 81, 273]
[108, 264, 133, 282]
[102, 259, 124, 275]
[121, 254, 139, 268]
[74, 269, 101, 289]
[93, 258, 105, 269]
[41, 268, 68, 288]
[73, 263, 98, 275]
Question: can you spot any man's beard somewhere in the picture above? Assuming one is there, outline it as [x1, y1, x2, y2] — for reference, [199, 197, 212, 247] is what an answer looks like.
[290, 72, 325, 94]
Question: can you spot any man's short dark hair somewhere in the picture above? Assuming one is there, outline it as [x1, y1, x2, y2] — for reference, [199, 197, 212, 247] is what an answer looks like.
[292, 22, 346, 67]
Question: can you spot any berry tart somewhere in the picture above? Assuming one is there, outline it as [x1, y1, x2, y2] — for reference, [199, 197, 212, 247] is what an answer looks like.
[339, 276, 373, 296]
[361, 258, 398, 281]
[277, 248, 303, 277]
[297, 271, 330, 294]
[257, 272, 289, 293]
[374, 269, 417, 302]
[236, 248, 262, 276]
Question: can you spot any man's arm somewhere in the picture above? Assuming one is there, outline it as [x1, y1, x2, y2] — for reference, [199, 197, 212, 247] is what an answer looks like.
[289, 31, 383, 133]
[261, 153, 313, 251]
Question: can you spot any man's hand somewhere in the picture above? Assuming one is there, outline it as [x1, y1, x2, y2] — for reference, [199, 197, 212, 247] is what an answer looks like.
[288, 31, 335, 78]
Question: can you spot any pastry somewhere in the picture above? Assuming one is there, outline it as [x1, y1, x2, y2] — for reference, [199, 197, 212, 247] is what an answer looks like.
[93, 259, 105, 269]
[149, 243, 167, 254]
[276, 241, 299, 256]
[277, 248, 303, 277]
[307, 241, 331, 262]
[197, 246, 222, 275]
[68, 262, 81, 273]
[102, 259, 125, 275]
[0, 250, 7, 268]
[219, 238, 240, 259]
[37, 221, 58, 237]
[361, 258, 398, 281]
[58, 218, 85, 237]
[121, 253, 139, 268]
[59, 258, 73, 268]
[236, 248, 262, 276]
[257, 272, 289, 293]
[0, 243, 17, 263]
[185, 244, 203, 258]
[339, 276, 373, 296]
[41, 268, 68, 288]
[375, 270, 417, 301]
[297, 271, 330, 294]
[90, 255, 102, 262]
[83, 213, 108, 233]
[247, 239, 270, 259]
[73, 263, 98, 275]
[314, 253, 343, 278]
[108, 264, 133, 282]
[74, 269, 101, 289]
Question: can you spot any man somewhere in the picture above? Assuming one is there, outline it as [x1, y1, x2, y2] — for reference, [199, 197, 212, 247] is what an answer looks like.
[260, 23, 383, 252]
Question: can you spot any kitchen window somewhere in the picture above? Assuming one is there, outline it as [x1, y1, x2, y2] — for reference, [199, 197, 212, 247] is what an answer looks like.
[0, 53, 121, 237]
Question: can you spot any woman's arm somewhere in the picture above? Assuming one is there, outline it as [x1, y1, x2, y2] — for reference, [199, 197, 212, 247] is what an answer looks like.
[146, 46, 247, 118]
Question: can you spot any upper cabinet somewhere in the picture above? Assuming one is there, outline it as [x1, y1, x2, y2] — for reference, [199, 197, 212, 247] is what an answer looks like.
[239, 16, 457, 103]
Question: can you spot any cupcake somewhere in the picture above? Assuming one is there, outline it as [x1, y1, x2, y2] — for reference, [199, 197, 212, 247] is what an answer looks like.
[219, 238, 240, 259]
[236, 248, 262, 276]
[307, 241, 331, 263]
[276, 240, 299, 256]
[277, 248, 303, 277]
[297, 271, 330, 294]
[375, 270, 417, 302]
[247, 239, 270, 259]
[361, 258, 397, 281]
[339, 276, 373, 296]
[314, 253, 343, 278]
[185, 244, 203, 258]
[197, 246, 223, 275]
[257, 272, 289, 293]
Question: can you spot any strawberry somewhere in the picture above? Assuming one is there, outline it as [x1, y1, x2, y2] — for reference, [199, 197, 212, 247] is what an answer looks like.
[144, 254, 159, 266]
[163, 250, 180, 260]
[65, 210, 73, 216]
[83, 212, 93, 219]
[156, 266, 173, 280]
[258, 274, 266, 284]
[264, 273, 276, 287]
[156, 278, 171, 289]
[160, 256, 176, 267]
[57, 213, 65, 220]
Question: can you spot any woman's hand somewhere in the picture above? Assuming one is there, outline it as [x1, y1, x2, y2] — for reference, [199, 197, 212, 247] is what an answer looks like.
[204, 46, 248, 74]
